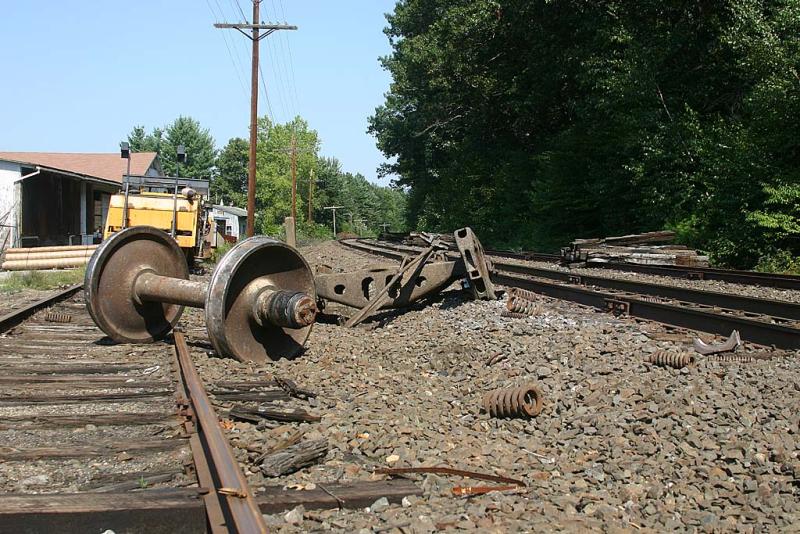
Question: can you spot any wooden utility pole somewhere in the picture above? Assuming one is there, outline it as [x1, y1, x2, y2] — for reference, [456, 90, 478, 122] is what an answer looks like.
[290, 134, 297, 220]
[308, 168, 314, 222]
[214, 3, 297, 237]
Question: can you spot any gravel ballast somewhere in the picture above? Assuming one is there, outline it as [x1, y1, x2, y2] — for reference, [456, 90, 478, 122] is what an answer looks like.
[185, 240, 799, 532]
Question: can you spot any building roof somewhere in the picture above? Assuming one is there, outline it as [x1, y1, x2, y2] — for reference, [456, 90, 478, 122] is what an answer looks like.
[212, 204, 247, 217]
[0, 151, 158, 183]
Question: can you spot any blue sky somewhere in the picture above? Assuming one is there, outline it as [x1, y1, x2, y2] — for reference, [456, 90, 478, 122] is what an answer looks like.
[0, 1, 397, 184]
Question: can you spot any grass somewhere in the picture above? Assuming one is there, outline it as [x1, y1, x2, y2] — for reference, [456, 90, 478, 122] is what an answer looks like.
[0, 267, 85, 293]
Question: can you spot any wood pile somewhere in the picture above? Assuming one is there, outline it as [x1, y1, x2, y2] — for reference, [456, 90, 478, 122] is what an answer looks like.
[566, 231, 709, 266]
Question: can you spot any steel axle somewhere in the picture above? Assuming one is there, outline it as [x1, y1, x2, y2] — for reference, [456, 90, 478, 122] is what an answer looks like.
[85, 226, 317, 362]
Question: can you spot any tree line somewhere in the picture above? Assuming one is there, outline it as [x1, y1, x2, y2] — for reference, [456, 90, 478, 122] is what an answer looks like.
[369, 0, 799, 271]
[128, 116, 407, 238]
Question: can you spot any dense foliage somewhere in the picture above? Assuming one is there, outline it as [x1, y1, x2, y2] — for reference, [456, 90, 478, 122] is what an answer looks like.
[370, 0, 799, 269]
[128, 116, 406, 239]
[129, 116, 216, 179]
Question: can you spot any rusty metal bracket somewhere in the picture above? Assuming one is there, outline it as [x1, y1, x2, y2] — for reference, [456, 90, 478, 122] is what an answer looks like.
[316, 260, 464, 311]
[454, 227, 496, 300]
[686, 271, 704, 280]
[604, 298, 630, 316]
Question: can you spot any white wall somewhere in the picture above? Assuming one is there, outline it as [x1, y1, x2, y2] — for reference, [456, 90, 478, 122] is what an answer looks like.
[0, 161, 21, 249]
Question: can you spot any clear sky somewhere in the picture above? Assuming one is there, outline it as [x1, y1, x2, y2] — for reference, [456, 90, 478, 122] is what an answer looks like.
[0, 1, 397, 184]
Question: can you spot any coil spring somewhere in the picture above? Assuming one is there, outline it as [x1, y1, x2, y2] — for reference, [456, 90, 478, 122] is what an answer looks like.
[638, 295, 662, 303]
[45, 312, 72, 323]
[508, 287, 538, 302]
[506, 297, 539, 316]
[708, 353, 756, 364]
[501, 310, 530, 319]
[646, 350, 695, 369]
[483, 384, 543, 418]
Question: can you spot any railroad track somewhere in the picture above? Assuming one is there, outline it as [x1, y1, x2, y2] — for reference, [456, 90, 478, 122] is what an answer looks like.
[0, 284, 420, 533]
[340, 239, 800, 349]
[379, 232, 800, 289]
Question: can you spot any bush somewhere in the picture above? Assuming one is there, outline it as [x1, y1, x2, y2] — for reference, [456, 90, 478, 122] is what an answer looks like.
[209, 241, 233, 264]
[755, 250, 800, 275]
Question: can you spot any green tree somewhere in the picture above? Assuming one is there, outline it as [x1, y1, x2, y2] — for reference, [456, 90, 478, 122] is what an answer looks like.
[213, 137, 249, 206]
[370, 0, 800, 267]
[127, 116, 216, 179]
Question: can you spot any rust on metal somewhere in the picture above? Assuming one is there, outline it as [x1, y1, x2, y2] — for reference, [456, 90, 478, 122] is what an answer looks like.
[375, 467, 526, 487]
[507, 287, 539, 302]
[693, 330, 742, 355]
[483, 384, 543, 418]
[646, 350, 695, 369]
[85, 227, 317, 362]
[500, 310, 531, 319]
[205, 235, 317, 362]
[173, 329, 267, 533]
[44, 311, 72, 323]
[707, 353, 761, 363]
[452, 485, 523, 496]
[316, 260, 463, 311]
[454, 227, 496, 300]
[506, 296, 540, 316]
[343, 243, 439, 327]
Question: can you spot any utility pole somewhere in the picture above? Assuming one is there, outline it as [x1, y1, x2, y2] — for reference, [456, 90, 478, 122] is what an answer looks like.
[380, 223, 390, 234]
[290, 134, 297, 220]
[324, 206, 343, 237]
[214, 3, 297, 237]
[307, 168, 314, 223]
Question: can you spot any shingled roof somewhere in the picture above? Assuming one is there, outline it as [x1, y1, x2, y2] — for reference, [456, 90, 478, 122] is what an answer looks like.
[0, 151, 159, 183]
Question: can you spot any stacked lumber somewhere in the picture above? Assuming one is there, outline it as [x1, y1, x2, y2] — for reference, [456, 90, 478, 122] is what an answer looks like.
[1, 245, 97, 271]
[566, 231, 709, 267]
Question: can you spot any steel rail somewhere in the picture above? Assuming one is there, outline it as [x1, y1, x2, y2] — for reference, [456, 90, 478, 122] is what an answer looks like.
[378, 233, 800, 289]
[493, 272, 800, 350]
[173, 329, 267, 534]
[346, 239, 800, 322]
[493, 262, 800, 321]
[588, 262, 800, 291]
[0, 284, 83, 333]
[338, 240, 800, 349]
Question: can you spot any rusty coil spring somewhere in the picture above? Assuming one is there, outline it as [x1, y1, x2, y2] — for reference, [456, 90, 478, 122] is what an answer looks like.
[508, 287, 538, 302]
[638, 295, 662, 303]
[44, 311, 72, 323]
[707, 353, 756, 364]
[483, 384, 543, 418]
[506, 296, 539, 316]
[646, 350, 695, 369]
[501, 310, 530, 319]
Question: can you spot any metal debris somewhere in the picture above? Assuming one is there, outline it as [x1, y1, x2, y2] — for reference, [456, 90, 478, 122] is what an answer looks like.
[483, 384, 543, 418]
[374, 467, 526, 487]
[500, 310, 530, 319]
[646, 350, 695, 369]
[451, 485, 523, 496]
[693, 330, 742, 355]
[44, 311, 72, 323]
[506, 296, 540, 316]
[707, 353, 760, 364]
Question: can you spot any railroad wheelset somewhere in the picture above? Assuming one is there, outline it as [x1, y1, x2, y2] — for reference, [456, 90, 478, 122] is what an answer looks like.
[84, 226, 317, 362]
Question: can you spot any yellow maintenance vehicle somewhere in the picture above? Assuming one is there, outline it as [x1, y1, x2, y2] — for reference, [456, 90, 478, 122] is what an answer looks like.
[104, 175, 211, 264]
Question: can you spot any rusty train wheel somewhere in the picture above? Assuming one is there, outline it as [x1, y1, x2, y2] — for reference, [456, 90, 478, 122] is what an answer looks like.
[85, 226, 188, 343]
[205, 237, 316, 362]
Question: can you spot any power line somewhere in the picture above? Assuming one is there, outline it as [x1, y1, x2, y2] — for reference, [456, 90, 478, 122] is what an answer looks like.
[264, 0, 297, 119]
[213, 1, 297, 237]
[275, 0, 302, 114]
[205, 0, 248, 96]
